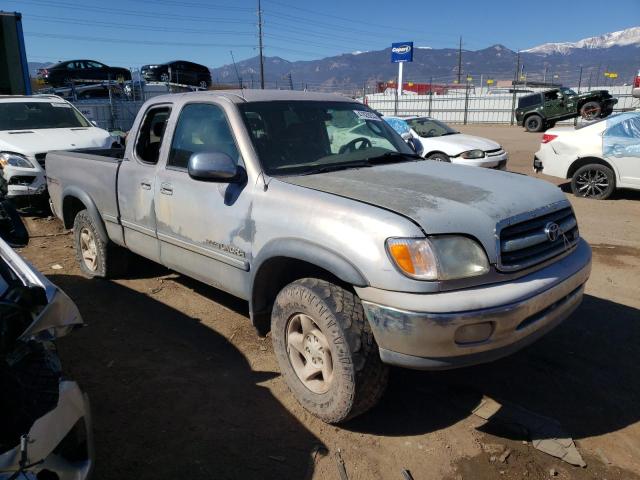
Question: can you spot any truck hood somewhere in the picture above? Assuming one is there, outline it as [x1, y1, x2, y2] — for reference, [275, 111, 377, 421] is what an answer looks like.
[0, 127, 112, 156]
[279, 161, 567, 263]
[417, 133, 500, 155]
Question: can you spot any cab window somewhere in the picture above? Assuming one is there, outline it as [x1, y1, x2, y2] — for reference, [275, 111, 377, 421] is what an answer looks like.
[135, 106, 171, 164]
[168, 103, 240, 169]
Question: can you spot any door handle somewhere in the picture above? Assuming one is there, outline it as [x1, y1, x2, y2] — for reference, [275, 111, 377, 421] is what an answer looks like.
[160, 182, 173, 195]
[140, 181, 151, 190]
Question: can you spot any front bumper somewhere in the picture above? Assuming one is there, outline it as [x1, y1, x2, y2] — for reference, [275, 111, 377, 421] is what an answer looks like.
[359, 239, 591, 370]
[452, 152, 508, 169]
[3, 166, 47, 198]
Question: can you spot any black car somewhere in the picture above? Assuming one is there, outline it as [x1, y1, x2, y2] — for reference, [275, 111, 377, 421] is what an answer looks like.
[140, 60, 211, 89]
[39, 59, 131, 87]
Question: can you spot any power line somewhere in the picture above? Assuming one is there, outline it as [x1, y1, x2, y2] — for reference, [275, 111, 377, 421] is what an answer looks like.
[12, 0, 252, 24]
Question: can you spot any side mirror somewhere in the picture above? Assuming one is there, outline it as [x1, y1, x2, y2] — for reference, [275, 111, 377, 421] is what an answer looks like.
[407, 137, 424, 157]
[91, 120, 98, 127]
[187, 152, 245, 183]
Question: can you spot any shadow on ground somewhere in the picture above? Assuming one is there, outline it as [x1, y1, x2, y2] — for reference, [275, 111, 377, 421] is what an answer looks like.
[50, 274, 322, 480]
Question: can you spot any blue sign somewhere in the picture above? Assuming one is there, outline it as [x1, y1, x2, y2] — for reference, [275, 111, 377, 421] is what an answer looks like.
[391, 42, 413, 63]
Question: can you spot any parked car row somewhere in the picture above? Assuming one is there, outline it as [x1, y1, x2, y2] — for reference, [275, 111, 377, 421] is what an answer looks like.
[38, 59, 212, 89]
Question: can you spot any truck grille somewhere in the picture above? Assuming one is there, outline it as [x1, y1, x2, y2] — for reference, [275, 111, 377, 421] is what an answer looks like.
[497, 205, 579, 271]
[485, 148, 505, 157]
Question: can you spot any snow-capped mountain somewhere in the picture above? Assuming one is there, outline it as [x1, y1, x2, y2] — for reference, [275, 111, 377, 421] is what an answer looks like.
[524, 26, 640, 55]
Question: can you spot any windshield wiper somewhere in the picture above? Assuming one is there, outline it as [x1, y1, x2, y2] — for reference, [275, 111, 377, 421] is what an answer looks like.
[440, 132, 460, 136]
[302, 160, 373, 175]
[362, 151, 423, 163]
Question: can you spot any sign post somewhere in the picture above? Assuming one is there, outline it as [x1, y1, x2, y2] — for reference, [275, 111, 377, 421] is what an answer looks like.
[391, 42, 413, 97]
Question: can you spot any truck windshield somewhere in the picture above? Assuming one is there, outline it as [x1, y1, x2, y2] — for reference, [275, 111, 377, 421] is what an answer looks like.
[238, 101, 415, 176]
[0, 102, 91, 130]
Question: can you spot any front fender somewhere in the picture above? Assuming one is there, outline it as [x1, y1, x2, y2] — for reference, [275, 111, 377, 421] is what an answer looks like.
[251, 238, 368, 288]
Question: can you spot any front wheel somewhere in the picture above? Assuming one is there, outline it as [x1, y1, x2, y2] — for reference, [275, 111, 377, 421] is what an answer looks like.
[571, 164, 615, 200]
[271, 278, 389, 423]
[428, 152, 451, 162]
[198, 80, 209, 89]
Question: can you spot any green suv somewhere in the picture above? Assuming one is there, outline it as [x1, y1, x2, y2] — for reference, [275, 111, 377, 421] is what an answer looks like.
[516, 87, 617, 132]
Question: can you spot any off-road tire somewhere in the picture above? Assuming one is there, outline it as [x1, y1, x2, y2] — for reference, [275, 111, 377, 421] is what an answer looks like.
[580, 101, 602, 121]
[524, 115, 544, 132]
[271, 278, 389, 423]
[428, 152, 451, 162]
[571, 164, 615, 200]
[73, 210, 128, 278]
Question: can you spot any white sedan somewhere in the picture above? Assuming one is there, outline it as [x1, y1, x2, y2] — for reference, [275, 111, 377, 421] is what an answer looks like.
[534, 112, 640, 200]
[383, 116, 508, 169]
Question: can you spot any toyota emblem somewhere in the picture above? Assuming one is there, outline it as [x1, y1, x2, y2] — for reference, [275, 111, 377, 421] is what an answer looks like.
[544, 222, 561, 242]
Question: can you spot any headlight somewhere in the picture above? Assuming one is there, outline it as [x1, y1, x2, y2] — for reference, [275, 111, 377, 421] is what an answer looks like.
[387, 236, 489, 280]
[459, 149, 485, 159]
[0, 152, 35, 169]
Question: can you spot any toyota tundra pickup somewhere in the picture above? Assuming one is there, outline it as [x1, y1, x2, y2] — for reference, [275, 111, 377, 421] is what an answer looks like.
[46, 90, 592, 423]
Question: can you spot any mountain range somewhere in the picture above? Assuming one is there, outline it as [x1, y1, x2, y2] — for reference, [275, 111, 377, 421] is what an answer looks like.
[28, 27, 640, 90]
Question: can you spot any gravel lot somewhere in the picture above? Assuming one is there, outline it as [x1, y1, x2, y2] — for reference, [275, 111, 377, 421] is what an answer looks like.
[17, 125, 640, 480]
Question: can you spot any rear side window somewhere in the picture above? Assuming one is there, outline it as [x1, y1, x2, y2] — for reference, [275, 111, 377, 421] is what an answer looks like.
[168, 103, 240, 169]
[135, 106, 171, 164]
[518, 95, 540, 109]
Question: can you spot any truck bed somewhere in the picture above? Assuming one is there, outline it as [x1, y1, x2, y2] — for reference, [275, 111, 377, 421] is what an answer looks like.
[46, 149, 122, 226]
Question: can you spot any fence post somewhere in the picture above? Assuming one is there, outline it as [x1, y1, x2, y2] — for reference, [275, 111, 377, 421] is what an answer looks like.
[463, 79, 470, 125]
[428, 76, 433, 117]
[394, 84, 398, 116]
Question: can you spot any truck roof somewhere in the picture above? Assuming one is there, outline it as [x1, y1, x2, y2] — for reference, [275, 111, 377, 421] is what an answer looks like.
[0, 94, 69, 103]
[148, 89, 359, 104]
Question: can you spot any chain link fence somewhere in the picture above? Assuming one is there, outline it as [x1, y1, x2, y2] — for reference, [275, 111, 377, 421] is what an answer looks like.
[363, 85, 639, 125]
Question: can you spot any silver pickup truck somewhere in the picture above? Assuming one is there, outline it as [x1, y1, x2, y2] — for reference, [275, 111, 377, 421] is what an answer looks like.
[47, 90, 591, 423]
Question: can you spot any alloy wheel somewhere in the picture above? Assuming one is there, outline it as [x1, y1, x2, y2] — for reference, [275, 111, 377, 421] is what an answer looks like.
[286, 313, 334, 394]
[79, 227, 98, 271]
[575, 169, 609, 198]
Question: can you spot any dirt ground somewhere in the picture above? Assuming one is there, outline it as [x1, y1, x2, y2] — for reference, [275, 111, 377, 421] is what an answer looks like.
[16, 125, 640, 480]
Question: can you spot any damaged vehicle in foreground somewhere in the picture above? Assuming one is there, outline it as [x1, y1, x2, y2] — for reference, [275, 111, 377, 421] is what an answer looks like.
[46, 90, 591, 424]
[0, 201, 92, 479]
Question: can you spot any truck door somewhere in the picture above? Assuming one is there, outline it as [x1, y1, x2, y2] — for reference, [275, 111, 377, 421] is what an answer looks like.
[603, 116, 640, 186]
[118, 104, 172, 262]
[154, 101, 252, 299]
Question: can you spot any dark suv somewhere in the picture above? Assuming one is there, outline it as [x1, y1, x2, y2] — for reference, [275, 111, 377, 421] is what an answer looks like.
[516, 87, 617, 132]
[140, 60, 211, 89]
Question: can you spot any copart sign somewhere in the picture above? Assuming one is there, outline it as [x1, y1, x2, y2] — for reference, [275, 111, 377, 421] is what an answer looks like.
[391, 42, 413, 63]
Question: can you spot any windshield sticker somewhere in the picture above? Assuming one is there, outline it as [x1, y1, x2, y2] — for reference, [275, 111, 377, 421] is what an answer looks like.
[354, 110, 381, 121]
[50, 103, 72, 108]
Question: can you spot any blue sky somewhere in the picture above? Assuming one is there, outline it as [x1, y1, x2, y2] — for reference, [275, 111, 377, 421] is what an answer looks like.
[6, 0, 640, 68]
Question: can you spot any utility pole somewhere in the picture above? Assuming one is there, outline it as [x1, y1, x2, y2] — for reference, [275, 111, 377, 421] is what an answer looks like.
[543, 65, 548, 84]
[577, 66, 583, 93]
[230, 51, 242, 88]
[510, 51, 520, 126]
[257, 0, 265, 89]
[456, 36, 462, 85]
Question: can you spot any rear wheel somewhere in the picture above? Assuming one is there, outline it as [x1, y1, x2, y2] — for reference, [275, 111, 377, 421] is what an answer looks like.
[571, 164, 615, 200]
[580, 101, 602, 121]
[198, 80, 209, 89]
[271, 278, 389, 423]
[73, 210, 128, 278]
[160, 73, 170, 82]
[524, 115, 544, 132]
